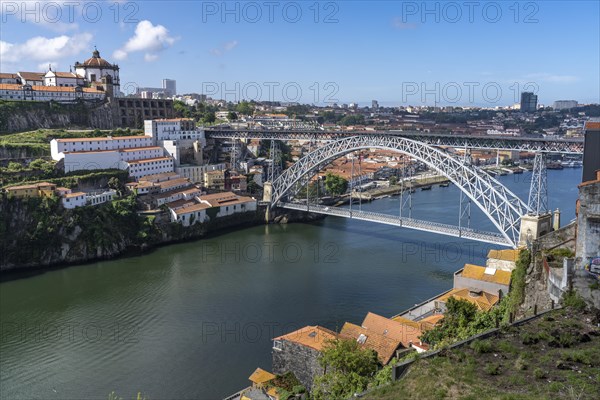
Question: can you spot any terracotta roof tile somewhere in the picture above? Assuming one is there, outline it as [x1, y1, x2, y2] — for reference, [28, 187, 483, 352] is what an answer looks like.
[361, 312, 422, 348]
[436, 288, 499, 312]
[487, 249, 519, 262]
[460, 264, 512, 286]
[340, 322, 400, 365]
[248, 368, 275, 385]
[273, 325, 339, 352]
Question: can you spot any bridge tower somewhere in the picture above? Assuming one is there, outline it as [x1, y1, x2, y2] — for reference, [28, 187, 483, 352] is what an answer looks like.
[528, 152, 549, 215]
[519, 152, 552, 247]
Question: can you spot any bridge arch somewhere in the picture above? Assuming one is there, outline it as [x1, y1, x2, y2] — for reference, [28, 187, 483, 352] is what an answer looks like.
[267, 135, 531, 248]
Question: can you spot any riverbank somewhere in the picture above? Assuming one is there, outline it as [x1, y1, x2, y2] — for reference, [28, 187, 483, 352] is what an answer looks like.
[0, 195, 323, 274]
[336, 174, 451, 204]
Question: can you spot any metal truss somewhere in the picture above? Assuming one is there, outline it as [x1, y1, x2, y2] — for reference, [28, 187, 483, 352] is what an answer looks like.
[528, 153, 549, 215]
[280, 202, 511, 247]
[267, 135, 531, 248]
[206, 128, 584, 154]
[267, 139, 282, 182]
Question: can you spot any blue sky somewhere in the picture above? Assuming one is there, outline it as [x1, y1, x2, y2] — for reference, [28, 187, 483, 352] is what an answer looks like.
[1, 1, 599, 106]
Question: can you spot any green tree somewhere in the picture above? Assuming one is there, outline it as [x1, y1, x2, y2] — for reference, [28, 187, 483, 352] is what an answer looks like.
[420, 297, 482, 347]
[340, 114, 365, 126]
[227, 111, 238, 121]
[324, 173, 348, 196]
[108, 176, 125, 196]
[202, 111, 216, 124]
[389, 176, 398, 186]
[7, 162, 22, 171]
[311, 339, 379, 400]
[235, 101, 254, 116]
[173, 100, 192, 118]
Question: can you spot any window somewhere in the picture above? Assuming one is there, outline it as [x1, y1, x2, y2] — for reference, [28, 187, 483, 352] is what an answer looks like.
[357, 334, 368, 344]
[273, 340, 283, 351]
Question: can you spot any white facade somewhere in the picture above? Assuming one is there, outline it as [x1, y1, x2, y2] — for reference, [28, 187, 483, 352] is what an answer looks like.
[198, 193, 258, 218]
[0, 83, 105, 102]
[126, 157, 175, 180]
[170, 204, 209, 227]
[86, 190, 117, 206]
[74, 49, 121, 96]
[162, 140, 181, 165]
[118, 147, 164, 162]
[51, 136, 154, 159]
[144, 119, 205, 143]
[156, 192, 185, 206]
[43, 71, 85, 87]
[58, 145, 165, 174]
[210, 201, 256, 217]
[176, 163, 226, 184]
[62, 151, 123, 173]
[182, 188, 202, 200]
[62, 192, 87, 209]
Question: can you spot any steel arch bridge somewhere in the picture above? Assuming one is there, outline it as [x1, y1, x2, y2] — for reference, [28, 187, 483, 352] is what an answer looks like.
[264, 135, 532, 248]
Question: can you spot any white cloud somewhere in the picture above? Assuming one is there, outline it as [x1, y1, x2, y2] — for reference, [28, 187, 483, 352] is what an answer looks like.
[210, 40, 239, 57]
[223, 40, 238, 51]
[0, 33, 92, 64]
[37, 61, 60, 71]
[113, 20, 177, 61]
[113, 49, 128, 60]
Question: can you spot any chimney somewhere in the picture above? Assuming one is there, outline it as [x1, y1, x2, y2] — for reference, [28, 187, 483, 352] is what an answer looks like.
[553, 209, 561, 231]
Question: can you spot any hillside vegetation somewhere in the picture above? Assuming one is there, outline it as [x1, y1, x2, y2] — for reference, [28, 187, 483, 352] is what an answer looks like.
[364, 306, 600, 400]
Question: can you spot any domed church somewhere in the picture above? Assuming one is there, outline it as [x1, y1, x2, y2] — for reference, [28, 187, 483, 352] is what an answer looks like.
[74, 48, 120, 96]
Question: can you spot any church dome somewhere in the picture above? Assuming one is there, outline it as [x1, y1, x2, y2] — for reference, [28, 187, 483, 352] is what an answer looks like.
[82, 49, 113, 68]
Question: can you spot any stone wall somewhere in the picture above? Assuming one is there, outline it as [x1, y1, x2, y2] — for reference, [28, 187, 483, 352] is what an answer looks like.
[272, 341, 323, 391]
[574, 180, 600, 309]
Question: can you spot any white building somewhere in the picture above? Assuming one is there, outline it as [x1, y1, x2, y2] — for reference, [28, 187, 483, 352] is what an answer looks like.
[170, 203, 210, 227]
[43, 70, 85, 87]
[74, 49, 121, 96]
[176, 163, 226, 184]
[61, 192, 87, 209]
[144, 118, 205, 143]
[17, 72, 44, 86]
[118, 146, 164, 162]
[51, 136, 154, 158]
[126, 157, 175, 180]
[198, 192, 257, 218]
[61, 150, 122, 173]
[86, 190, 117, 206]
[0, 83, 105, 102]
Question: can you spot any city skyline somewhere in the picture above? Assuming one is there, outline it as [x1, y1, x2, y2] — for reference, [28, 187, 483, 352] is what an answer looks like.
[1, 1, 599, 106]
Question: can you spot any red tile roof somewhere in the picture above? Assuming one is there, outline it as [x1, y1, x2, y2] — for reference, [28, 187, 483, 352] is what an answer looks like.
[273, 325, 339, 352]
[340, 322, 401, 365]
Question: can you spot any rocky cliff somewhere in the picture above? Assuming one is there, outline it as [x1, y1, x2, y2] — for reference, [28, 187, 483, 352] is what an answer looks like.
[0, 195, 324, 272]
[0, 100, 115, 134]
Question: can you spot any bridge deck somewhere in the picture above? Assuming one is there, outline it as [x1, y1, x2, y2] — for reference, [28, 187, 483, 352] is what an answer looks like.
[206, 129, 583, 154]
[279, 202, 512, 247]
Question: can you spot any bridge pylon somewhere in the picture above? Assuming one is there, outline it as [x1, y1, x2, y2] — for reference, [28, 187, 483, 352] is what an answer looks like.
[528, 152, 549, 215]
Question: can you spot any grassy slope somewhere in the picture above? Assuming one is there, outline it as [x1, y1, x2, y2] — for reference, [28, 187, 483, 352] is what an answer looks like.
[0, 128, 144, 147]
[364, 307, 600, 400]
